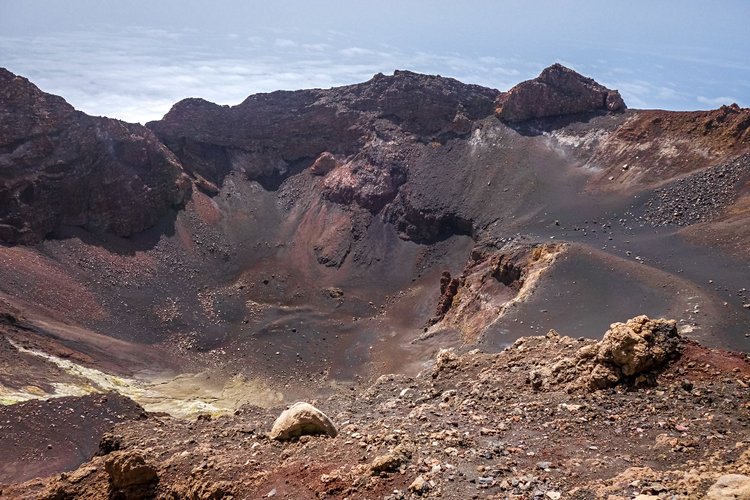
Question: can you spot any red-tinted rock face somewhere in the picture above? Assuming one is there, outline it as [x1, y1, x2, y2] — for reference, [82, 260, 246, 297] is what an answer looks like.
[0, 68, 191, 244]
[496, 63, 626, 122]
[309, 152, 338, 176]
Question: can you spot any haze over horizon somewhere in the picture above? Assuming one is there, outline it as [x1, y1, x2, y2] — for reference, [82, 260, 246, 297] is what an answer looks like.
[1, 0, 748, 124]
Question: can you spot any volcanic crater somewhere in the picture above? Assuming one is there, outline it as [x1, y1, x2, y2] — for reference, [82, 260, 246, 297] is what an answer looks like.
[0, 64, 749, 498]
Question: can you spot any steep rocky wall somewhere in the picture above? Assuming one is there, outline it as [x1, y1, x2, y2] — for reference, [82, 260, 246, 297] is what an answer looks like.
[147, 70, 499, 192]
[0, 68, 190, 244]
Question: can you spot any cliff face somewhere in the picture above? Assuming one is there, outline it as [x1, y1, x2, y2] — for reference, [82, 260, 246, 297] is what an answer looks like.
[0, 69, 190, 244]
[147, 70, 499, 191]
[0, 65, 635, 245]
[495, 63, 626, 122]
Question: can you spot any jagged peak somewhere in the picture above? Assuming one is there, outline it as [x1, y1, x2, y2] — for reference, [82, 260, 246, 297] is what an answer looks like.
[496, 63, 626, 122]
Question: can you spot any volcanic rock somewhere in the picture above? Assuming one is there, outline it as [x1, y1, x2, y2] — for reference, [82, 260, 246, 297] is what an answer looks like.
[148, 70, 498, 192]
[0, 68, 190, 244]
[706, 474, 750, 499]
[321, 154, 407, 212]
[105, 450, 158, 499]
[496, 63, 625, 122]
[594, 315, 680, 377]
[309, 151, 338, 176]
[268, 402, 337, 440]
[370, 443, 413, 474]
[408, 475, 430, 494]
[528, 315, 682, 391]
[429, 241, 564, 342]
[430, 270, 460, 324]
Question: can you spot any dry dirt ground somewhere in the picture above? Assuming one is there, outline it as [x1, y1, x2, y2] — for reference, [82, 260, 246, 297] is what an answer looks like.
[2, 320, 748, 499]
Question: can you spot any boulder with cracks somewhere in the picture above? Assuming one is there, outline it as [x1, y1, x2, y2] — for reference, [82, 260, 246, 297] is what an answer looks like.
[529, 315, 682, 391]
[269, 402, 338, 441]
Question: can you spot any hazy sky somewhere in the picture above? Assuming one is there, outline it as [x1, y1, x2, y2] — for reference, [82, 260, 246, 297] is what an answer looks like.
[1, 0, 748, 123]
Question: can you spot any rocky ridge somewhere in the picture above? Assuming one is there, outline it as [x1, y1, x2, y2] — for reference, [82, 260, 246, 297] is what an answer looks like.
[0, 69, 190, 244]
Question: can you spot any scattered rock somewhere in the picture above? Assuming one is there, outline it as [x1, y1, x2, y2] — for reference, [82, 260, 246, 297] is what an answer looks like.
[371, 444, 413, 474]
[408, 475, 430, 494]
[433, 348, 460, 377]
[97, 432, 122, 456]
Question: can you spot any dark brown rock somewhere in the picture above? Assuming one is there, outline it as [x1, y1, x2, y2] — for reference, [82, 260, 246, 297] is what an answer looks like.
[148, 70, 498, 194]
[430, 271, 460, 324]
[496, 63, 626, 122]
[0, 68, 190, 244]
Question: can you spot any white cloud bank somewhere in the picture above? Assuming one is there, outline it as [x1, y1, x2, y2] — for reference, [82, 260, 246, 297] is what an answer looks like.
[0, 27, 529, 124]
[1, 26, 746, 124]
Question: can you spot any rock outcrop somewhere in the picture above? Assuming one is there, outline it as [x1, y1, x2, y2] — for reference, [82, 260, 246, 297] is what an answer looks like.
[105, 451, 159, 499]
[529, 315, 682, 391]
[309, 151, 338, 176]
[0, 68, 190, 244]
[706, 474, 750, 499]
[496, 63, 626, 122]
[269, 402, 338, 440]
[428, 241, 565, 341]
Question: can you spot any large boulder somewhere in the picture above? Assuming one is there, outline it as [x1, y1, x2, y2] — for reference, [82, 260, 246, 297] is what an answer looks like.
[706, 474, 750, 499]
[105, 451, 158, 499]
[528, 315, 681, 391]
[496, 63, 626, 122]
[595, 315, 680, 376]
[309, 151, 338, 176]
[269, 402, 338, 441]
[581, 315, 680, 389]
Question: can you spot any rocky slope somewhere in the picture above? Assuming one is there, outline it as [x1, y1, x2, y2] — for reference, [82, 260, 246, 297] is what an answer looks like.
[2, 316, 748, 499]
[0, 64, 749, 498]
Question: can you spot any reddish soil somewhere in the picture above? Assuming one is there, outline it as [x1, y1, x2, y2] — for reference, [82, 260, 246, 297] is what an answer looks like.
[2, 328, 747, 499]
[0, 393, 145, 484]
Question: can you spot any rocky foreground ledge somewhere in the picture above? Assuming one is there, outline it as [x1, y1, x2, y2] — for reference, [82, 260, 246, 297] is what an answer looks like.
[1, 316, 748, 499]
